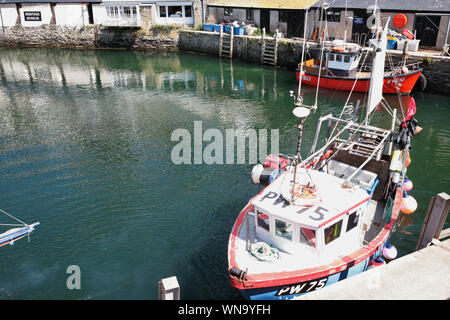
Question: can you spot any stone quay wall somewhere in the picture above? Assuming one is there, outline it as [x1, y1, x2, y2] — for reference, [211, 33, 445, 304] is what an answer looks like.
[0, 27, 449, 94]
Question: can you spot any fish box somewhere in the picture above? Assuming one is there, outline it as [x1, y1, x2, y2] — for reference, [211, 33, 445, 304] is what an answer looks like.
[202, 24, 214, 32]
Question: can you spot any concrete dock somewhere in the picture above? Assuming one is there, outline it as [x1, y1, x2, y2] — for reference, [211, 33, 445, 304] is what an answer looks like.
[295, 239, 450, 300]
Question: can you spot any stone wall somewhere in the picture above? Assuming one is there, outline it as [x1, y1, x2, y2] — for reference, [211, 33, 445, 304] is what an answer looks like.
[0, 26, 448, 94]
[0, 25, 179, 51]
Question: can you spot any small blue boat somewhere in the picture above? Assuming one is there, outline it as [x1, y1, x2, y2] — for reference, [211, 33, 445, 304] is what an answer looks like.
[0, 209, 39, 247]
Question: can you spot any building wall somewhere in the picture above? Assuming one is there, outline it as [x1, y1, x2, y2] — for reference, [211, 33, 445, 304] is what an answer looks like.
[92, 4, 108, 25]
[54, 4, 89, 27]
[20, 3, 53, 27]
[0, 4, 19, 27]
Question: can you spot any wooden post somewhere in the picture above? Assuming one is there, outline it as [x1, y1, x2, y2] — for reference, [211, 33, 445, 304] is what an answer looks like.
[158, 276, 180, 300]
[415, 192, 450, 251]
[219, 24, 223, 58]
[260, 27, 265, 64]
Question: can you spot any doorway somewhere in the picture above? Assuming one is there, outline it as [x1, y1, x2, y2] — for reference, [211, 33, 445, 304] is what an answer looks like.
[414, 15, 441, 47]
[287, 11, 304, 38]
[260, 9, 270, 32]
[352, 9, 371, 45]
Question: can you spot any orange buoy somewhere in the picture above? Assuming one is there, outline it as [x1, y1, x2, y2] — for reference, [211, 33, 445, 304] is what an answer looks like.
[400, 194, 417, 214]
[393, 14, 407, 29]
[405, 151, 411, 167]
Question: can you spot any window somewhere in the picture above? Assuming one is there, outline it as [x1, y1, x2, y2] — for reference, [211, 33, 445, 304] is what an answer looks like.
[121, 6, 136, 17]
[275, 219, 293, 241]
[324, 220, 342, 245]
[159, 5, 166, 17]
[344, 55, 351, 63]
[185, 5, 192, 18]
[168, 6, 182, 17]
[329, 54, 335, 61]
[346, 211, 359, 232]
[224, 8, 233, 16]
[107, 6, 119, 19]
[336, 55, 342, 62]
[257, 211, 270, 232]
[279, 11, 288, 23]
[299, 227, 316, 248]
[322, 9, 341, 22]
[246, 9, 254, 21]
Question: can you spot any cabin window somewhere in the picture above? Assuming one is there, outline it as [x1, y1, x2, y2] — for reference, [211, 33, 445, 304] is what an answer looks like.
[299, 227, 316, 248]
[336, 55, 342, 62]
[275, 219, 293, 241]
[257, 211, 270, 232]
[344, 55, 351, 63]
[346, 211, 359, 232]
[324, 220, 342, 245]
[329, 54, 335, 61]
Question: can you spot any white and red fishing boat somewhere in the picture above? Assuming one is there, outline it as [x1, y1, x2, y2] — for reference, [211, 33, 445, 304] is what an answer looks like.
[227, 17, 420, 300]
[295, 38, 422, 94]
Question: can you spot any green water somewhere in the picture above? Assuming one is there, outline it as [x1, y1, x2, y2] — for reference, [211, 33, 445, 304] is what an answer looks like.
[0, 47, 448, 299]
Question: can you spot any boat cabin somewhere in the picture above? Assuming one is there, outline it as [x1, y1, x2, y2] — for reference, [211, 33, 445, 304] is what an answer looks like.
[325, 49, 361, 77]
[249, 162, 378, 263]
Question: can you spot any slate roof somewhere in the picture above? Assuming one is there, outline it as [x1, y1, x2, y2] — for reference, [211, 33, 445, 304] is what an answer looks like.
[312, 0, 450, 13]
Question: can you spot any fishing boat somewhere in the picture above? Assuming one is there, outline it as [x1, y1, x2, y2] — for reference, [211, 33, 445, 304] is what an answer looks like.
[227, 17, 420, 300]
[295, 0, 422, 95]
[0, 209, 39, 247]
[295, 40, 423, 95]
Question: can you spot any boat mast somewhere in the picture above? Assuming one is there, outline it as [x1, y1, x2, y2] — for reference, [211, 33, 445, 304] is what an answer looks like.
[296, 0, 310, 105]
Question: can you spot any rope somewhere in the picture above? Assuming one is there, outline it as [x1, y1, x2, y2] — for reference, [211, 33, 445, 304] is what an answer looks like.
[0, 209, 27, 226]
[250, 242, 280, 262]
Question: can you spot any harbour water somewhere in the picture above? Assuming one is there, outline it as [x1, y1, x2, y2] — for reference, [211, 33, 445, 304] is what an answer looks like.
[0, 48, 448, 299]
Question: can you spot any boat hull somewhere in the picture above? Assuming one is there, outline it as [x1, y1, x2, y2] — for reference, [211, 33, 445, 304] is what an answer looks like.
[238, 256, 375, 300]
[228, 187, 403, 300]
[295, 69, 422, 94]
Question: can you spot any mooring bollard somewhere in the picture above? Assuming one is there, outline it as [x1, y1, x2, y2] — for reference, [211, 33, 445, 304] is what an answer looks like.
[158, 276, 180, 300]
[416, 192, 450, 251]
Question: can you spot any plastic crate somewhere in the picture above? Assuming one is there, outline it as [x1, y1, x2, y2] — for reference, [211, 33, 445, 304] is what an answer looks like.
[202, 24, 214, 32]
[387, 39, 397, 50]
[234, 27, 245, 35]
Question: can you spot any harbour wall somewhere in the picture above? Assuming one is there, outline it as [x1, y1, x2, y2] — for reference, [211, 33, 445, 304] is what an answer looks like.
[0, 27, 449, 95]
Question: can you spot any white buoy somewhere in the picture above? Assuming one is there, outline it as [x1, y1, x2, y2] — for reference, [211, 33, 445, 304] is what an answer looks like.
[382, 244, 398, 260]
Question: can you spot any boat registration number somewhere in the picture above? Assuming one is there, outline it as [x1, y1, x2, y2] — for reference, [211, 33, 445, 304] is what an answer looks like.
[301, 75, 312, 81]
[275, 277, 328, 296]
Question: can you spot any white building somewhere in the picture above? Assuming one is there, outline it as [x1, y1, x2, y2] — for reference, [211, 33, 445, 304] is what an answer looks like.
[0, 0, 98, 28]
[92, 1, 199, 28]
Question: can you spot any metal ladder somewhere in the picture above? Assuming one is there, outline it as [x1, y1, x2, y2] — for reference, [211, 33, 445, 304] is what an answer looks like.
[219, 25, 233, 59]
[261, 28, 279, 66]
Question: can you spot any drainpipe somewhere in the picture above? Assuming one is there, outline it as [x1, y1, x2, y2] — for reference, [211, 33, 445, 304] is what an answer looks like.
[444, 16, 450, 53]
[0, 3, 5, 37]
[201, 0, 204, 25]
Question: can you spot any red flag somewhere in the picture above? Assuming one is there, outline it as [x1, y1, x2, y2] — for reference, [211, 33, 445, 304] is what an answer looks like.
[404, 97, 416, 122]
